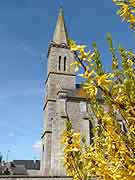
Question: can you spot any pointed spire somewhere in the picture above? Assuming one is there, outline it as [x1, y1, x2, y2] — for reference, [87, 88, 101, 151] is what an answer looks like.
[52, 6, 68, 45]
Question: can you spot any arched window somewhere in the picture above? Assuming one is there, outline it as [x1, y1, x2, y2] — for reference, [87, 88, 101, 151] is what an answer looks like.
[58, 56, 61, 70]
[64, 56, 66, 71]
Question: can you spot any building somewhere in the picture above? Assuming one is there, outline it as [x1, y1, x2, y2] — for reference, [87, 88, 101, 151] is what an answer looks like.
[41, 7, 93, 176]
[0, 6, 97, 180]
[0, 160, 40, 176]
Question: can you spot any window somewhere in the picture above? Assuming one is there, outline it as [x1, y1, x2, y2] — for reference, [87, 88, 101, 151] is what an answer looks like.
[64, 56, 66, 71]
[58, 56, 61, 70]
[80, 101, 87, 112]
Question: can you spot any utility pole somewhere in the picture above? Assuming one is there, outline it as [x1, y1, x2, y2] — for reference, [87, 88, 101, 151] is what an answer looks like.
[0, 152, 2, 163]
[6, 150, 10, 163]
[0, 152, 2, 175]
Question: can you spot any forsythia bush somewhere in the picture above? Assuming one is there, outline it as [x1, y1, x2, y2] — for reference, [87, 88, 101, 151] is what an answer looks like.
[113, 0, 135, 30]
[62, 1, 135, 179]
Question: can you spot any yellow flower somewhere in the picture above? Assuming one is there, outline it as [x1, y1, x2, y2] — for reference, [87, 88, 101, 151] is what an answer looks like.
[70, 44, 86, 51]
[70, 61, 82, 72]
[129, 125, 135, 133]
[70, 44, 78, 51]
[79, 70, 95, 78]
[128, 14, 135, 23]
[65, 144, 79, 152]
[83, 84, 97, 97]
[128, 51, 135, 57]
[127, 58, 133, 66]
[96, 74, 112, 86]
[73, 133, 80, 142]
[120, 4, 130, 20]
[115, 95, 126, 104]
[130, 0, 135, 8]
[87, 52, 95, 61]
[112, 60, 118, 69]
[79, 49, 90, 60]
[70, 43, 91, 61]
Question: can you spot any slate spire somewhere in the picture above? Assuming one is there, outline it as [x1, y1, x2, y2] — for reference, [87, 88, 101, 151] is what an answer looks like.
[52, 6, 68, 45]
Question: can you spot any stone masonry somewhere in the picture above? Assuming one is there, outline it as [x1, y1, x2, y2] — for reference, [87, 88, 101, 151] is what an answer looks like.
[40, 7, 94, 177]
[0, 176, 72, 180]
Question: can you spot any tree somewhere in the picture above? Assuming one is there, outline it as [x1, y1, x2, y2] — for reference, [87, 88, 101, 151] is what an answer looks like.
[62, 1, 135, 180]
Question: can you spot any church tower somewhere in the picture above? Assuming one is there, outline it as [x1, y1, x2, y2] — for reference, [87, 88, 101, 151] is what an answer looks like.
[41, 7, 76, 176]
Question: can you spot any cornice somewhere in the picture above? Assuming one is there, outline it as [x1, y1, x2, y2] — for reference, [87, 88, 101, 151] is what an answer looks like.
[41, 130, 52, 139]
[43, 99, 56, 110]
[45, 72, 75, 85]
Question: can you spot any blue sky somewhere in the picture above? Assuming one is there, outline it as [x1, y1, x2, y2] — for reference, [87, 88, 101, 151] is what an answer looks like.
[0, 0, 134, 161]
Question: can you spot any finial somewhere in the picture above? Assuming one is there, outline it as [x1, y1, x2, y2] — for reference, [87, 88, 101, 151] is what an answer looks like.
[59, 6, 64, 16]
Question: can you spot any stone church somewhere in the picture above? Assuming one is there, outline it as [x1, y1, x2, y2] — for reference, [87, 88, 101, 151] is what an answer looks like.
[0, 7, 96, 180]
[40, 7, 93, 176]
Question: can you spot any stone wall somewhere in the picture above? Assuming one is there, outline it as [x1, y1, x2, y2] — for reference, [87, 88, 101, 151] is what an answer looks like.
[0, 176, 72, 180]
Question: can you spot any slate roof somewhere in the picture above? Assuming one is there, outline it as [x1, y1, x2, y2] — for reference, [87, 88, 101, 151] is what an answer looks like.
[13, 160, 40, 170]
[60, 84, 102, 101]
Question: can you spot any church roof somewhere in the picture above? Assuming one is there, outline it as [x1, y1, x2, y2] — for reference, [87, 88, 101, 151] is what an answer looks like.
[13, 160, 40, 170]
[58, 86, 89, 100]
[67, 88, 88, 99]
[52, 6, 68, 45]
[59, 85, 103, 101]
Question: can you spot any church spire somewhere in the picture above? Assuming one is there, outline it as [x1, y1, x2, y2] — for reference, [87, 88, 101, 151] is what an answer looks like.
[52, 6, 68, 45]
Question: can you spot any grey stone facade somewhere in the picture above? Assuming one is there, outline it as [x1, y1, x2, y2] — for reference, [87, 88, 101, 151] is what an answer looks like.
[40, 7, 93, 177]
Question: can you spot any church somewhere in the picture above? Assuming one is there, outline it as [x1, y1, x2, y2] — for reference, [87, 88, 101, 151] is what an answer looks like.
[0, 7, 95, 179]
[40, 7, 94, 176]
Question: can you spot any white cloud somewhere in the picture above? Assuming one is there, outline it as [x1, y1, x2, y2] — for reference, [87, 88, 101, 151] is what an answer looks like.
[33, 140, 42, 149]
